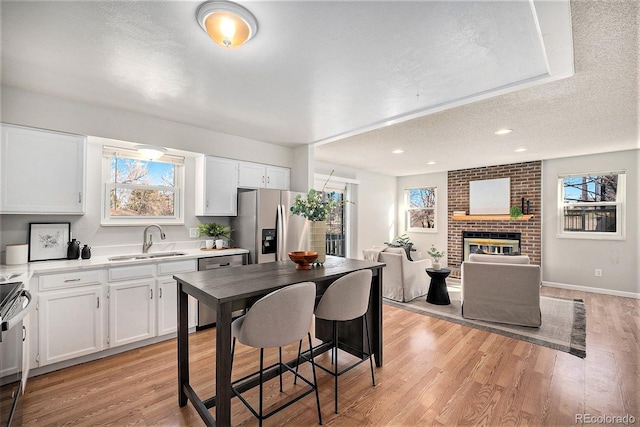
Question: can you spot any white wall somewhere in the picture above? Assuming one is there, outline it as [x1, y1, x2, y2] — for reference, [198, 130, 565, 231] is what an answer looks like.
[0, 85, 293, 167]
[397, 172, 448, 262]
[315, 161, 396, 260]
[0, 86, 304, 255]
[542, 149, 639, 296]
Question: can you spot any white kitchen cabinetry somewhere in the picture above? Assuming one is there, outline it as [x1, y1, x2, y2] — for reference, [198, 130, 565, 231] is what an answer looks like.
[36, 269, 104, 367]
[107, 264, 156, 348]
[156, 259, 197, 335]
[108, 279, 156, 347]
[195, 155, 238, 216]
[238, 161, 290, 190]
[0, 123, 86, 214]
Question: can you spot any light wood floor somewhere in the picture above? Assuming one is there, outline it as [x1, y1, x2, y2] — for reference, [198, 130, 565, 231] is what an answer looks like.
[17, 287, 639, 426]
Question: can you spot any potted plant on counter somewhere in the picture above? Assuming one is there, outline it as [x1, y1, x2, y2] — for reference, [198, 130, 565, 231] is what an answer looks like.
[198, 222, 232, 249]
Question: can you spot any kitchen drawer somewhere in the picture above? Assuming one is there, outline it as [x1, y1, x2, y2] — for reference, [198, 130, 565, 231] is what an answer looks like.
[198, 254, 245, 270]
[108, 264, 155, 282]
[39, 269, 102, 291]
[157, 259, 196, 276]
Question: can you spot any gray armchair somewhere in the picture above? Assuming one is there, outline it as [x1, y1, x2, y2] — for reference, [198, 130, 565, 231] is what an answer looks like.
[461, 254, 541, 327]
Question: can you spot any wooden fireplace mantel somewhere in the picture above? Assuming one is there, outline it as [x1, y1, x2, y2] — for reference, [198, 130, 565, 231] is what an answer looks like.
[451, 214, 534, 221]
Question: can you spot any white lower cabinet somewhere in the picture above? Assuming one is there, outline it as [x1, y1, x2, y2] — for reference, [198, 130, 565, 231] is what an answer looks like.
[32, 257, 198, 370]
[156, 278, 198, 335]
[157, 259, 198, 334]
[108, 279, 156, 347]
[38, 286, 104, 366]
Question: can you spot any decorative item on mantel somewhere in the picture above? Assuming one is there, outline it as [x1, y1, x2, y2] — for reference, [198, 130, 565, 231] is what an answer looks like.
[290, 170, 349, 265]
[427, 245, 446, 270]
[509, 206, 524, 220]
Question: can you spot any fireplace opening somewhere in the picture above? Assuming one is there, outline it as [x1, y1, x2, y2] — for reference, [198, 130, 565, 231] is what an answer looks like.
[462, 231, 521, 262]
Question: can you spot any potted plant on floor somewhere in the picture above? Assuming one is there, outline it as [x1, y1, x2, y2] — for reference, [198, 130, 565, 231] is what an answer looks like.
[427, 245, 445, 270]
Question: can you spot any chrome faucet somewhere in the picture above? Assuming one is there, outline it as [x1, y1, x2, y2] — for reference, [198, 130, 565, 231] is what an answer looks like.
[142, 224, 166, 253]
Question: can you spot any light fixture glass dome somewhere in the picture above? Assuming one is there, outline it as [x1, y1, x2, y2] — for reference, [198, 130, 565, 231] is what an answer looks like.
[135, 145, 167, 160]
[196, 1, 258, 48]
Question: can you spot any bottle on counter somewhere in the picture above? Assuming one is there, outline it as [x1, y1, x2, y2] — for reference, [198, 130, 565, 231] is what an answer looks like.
[81, 245, 92, 260]
[67, 239, 81, 260]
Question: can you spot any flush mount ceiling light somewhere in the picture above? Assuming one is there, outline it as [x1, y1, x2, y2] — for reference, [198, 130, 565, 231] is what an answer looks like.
[426, 161, 436, 165]
[515, 148, 528, 153]
[392, 149, 404, 154]
[136, 145, 167, 160]
[196, 1, 258, 49]
[494, 129, 513, 135]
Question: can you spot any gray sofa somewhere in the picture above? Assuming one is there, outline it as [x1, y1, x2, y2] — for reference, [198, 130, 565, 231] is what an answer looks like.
[461, 253, 541, 327]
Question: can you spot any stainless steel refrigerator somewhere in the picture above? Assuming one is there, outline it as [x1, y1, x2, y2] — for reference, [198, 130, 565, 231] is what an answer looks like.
[231, 188, 309, 264]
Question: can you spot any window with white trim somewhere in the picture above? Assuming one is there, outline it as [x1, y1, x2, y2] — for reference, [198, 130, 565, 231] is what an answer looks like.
[405, 187, 437, 232]
[101, 146, 185, 225]
[558, 171, 625, 239]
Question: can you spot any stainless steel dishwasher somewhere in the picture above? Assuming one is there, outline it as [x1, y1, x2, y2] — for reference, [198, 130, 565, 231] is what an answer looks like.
[197, 254, 247, 329]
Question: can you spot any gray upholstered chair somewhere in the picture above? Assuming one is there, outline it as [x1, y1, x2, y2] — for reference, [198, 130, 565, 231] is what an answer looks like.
[305, 269, 376, 414]
[230, 281, 322, 426]
[377, 247, 431, 302]
[461, 254, 541, 327]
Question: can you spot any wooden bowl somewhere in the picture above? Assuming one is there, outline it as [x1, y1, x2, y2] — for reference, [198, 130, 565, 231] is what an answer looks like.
[288, 251, 318, 270]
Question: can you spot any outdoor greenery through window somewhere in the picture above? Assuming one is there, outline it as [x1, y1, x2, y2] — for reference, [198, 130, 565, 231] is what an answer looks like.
[324, 191, 345, 257]
[559, 171, 625, 239]
[406, 187, 436, 232]
[102, 146, 184, 225]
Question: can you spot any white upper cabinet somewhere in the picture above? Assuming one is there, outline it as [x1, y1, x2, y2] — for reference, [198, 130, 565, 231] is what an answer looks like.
[0, 124, 86, 214]
[238, 161, 290, 190]
[195, 155, 238, 216]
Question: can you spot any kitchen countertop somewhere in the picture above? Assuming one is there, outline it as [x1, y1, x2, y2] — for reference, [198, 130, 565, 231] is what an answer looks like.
[0, 246, 249, 283]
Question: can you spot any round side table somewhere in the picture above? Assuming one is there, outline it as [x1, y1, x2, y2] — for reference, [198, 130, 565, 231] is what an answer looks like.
[425, 268, 451, 305]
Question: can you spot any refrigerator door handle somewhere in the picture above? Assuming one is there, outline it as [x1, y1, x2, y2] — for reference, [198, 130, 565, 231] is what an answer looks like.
[276, 204, 286, 261]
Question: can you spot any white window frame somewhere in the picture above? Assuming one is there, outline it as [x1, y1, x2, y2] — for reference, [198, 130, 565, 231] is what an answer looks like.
[101, 146, 185, 226]
[557, 170, 625, 240]
[405, 187, 437, 233]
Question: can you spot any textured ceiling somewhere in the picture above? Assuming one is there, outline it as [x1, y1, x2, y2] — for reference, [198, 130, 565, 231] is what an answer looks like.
[315, 0, 639, 175]
[1, 1, 638, 176]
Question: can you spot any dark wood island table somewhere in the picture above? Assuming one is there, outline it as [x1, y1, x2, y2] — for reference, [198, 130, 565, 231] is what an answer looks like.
[174, 256, 385, 426]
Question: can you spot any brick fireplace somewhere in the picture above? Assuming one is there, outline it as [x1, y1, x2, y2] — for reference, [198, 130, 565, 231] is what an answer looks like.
[447, 161, 542, 278]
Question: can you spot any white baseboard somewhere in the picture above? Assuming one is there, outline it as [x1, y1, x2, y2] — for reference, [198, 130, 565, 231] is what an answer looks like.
[542, 281, 640, 299]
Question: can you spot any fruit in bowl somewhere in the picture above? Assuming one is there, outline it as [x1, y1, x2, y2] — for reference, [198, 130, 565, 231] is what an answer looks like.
[288, 251, 318, 270]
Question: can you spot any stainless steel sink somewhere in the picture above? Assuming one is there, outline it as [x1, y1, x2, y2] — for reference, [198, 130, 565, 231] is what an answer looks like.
[107, 251, 187, 261]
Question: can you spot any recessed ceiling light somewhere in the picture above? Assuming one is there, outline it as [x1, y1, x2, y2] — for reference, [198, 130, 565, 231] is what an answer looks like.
[494, 129, 513, 135]
[392, 149, 404, 154]
[515, 148, 528, 152]
[427, 161, 436, 165]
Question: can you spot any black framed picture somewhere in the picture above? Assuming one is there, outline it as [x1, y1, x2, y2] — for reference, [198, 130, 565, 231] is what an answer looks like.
[28, 222, 71, 262]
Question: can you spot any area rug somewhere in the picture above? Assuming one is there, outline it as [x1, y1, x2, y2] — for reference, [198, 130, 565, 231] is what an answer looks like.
[385, 286, 586, 358]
